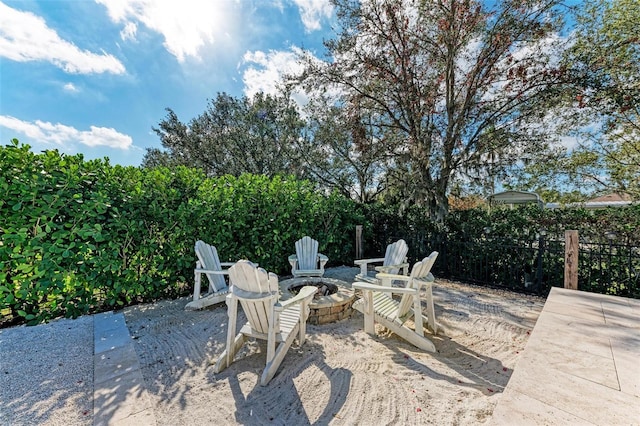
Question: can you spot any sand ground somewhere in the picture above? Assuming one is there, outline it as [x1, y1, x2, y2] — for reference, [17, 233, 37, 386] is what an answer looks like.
[0, 266, 544, 425]
[123, 266, 544, 425]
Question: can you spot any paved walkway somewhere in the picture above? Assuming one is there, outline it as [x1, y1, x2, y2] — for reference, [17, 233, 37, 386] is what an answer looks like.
[491, 287, 640, 425]
[93, 312, 156, 426]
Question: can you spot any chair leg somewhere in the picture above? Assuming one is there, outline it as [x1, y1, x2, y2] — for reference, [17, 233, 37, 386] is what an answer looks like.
[225, 298, 239, 368]
[261, 327, 299, 386]
[413, 294, 424, 337]
[193, 263, 202, 301]
[298, 304, 308, 345]
[375, 315, 436, 353]
[362, 290, 375, 335]
[423, 283, 438, 334]
[213, 333, 245, 373]
[395, 325, 436, 352]
[266, 309, 277, 364]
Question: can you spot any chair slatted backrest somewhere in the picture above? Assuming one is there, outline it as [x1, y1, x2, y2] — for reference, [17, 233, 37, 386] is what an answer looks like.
[395, 252, 439, 321]
[228, 260, 279, 334]
[195, 240, 227, 292]
[295, 236, 319, 271]
[383, 239, 409, 274]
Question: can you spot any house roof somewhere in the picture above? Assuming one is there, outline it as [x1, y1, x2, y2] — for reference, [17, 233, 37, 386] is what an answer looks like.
[587, 193, 632, 203]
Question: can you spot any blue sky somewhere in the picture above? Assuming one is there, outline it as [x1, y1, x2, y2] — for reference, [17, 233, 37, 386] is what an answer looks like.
[0, 0, 335, 166]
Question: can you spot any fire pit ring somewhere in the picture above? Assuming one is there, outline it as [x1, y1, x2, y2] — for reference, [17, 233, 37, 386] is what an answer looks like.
[279, 277, 355, 325]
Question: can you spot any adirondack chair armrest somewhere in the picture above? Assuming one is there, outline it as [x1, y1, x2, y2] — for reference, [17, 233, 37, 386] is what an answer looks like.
[352, 281, 418, 295]
[352, 281, 385, 292]
[278, 286, 316, 310]
[219, 262, 235, 267]
[354, 257, 385, 266]
[195, 268, 230, 275]
[374, 272, 411, 287]
[375, 262, 410, 273]
[374, 272, 410, 281]
[288, 254, 298, 266]
[354, 257, 384, 275]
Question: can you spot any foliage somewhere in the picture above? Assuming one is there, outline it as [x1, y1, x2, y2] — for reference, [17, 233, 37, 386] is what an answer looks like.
[144, 91, 308, 179]
[569, 0, 639, 119]
[443, 204, 640, 245]
[297, 96, 391, 202]
[294, 0, 568, 222]
[189, 173, 364, 273]
[448, 195, 486, 211]
[513, 0, 640, 199]
[566, 0, 640, 198]
[366, 202, 640, 297]
[359, 202, 444, 264]
[1, 141, 363, 326]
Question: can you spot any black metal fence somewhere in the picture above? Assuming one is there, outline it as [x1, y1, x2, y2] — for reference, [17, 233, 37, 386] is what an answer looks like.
[364, 232, 640, 298]
[577, 240, 640, 297]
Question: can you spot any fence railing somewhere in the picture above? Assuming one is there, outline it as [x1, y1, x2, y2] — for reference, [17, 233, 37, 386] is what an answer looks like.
[360, 231, 640, 298]
[576, 240, 640, 297]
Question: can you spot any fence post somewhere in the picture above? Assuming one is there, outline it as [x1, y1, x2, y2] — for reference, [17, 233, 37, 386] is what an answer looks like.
[564, 230, 579, 290]
[355, 225, 363, 260]
[536, 229, 546, 291]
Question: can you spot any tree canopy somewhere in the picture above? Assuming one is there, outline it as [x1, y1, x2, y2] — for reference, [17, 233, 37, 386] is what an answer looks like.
[294, 0, 568, 221]
[143, 91, 308, 179]
[145, 0, 638, 216]
[565, 0, 639, 198]
[511, 0, 640, 200]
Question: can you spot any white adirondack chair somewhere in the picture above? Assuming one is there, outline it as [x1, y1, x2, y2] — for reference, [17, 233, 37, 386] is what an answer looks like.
[213, 260, 317, 386]
[288, 236, 329, 277]
[354, 239, 409, 284]
[352, 252, 439, 352]
[185, 240, 234, 311]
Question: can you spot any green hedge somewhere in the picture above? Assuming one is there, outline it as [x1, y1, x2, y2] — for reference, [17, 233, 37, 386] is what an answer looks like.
[6, 139, 637, 326]
[0, 141, 364, 326]
[445, 205, 640, 246]
[364, 203, 640, 262]
[365, 203, 640, 297]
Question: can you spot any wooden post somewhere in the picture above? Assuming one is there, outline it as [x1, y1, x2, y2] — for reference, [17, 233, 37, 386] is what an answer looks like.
[355, 225, 363, 259]
[564, 230, 579, 290]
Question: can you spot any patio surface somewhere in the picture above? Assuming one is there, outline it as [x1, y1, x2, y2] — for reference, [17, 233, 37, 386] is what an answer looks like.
[491, 287, 640, 425]
[3, 277, 638, 425]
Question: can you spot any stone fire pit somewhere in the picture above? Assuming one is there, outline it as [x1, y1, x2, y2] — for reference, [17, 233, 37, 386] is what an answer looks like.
[279, 277, 355, 325]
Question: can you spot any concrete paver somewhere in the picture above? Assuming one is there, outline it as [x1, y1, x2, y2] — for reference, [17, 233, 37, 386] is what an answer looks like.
[492, 287, 640, 425]
[93, 312, 156, 426]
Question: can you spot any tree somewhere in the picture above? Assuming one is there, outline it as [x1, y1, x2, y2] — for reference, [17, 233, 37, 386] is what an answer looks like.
[561, 0, 640, 198]
[298, 95, 391, 202]
[143, 91, 308, 178]
[294, 0, 568, 222]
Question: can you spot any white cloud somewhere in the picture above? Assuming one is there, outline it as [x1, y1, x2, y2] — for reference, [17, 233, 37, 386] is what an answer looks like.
[241, 47, 347, 114]
[241, 49, 304, 98]
[292, 0, 333, 32]
[63, 82, 79, 93]
[0, 2, 125, 74]
[96, 0, 223, 63]
[0, 115, 132, 150]
[120, 21, 138, 42]
[79, 125, 132, 148]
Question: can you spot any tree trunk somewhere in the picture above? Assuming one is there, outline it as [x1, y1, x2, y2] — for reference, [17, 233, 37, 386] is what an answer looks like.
[427, 182, 449, 224]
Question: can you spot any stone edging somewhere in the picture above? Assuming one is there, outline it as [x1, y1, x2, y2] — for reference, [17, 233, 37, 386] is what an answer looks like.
[93, 312, 156, 425]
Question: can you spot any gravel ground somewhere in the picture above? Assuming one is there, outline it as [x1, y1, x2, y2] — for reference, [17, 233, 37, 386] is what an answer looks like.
[0, 315, 93, 426]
